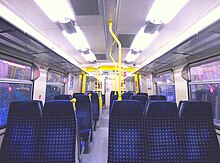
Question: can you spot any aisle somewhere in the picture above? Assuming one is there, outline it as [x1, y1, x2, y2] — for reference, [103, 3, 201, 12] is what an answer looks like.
[83, 109, 109, 163]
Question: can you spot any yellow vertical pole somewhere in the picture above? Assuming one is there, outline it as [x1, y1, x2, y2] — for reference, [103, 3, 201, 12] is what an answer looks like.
[109, 20, 122, 100]
[109, 41, 117, 95]
[96, 70, 99, 93]
[81, 74, 87, 93]
[134, 74, 139, 94]
[98, 70, 103, 109]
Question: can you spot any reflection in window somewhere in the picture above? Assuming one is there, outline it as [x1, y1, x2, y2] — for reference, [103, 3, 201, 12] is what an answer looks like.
[189, 83, 220, 121]
[0, 83, 32, 126]
[155, 71, 176, 102]
[46, 70, 65, 101]
[190, 61, 220, 81]
[0, 59, 31, 80]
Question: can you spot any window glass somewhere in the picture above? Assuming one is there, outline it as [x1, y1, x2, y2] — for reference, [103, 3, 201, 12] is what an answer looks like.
[190, 61, 220, 81]
[189, 59, 220, 123]
[0, 83, 32, 126]
[189, 83, 220, 121]
[45, 70, 65, 101]
[155, 71, 176, 102]
[69, 76, 74, 90]
[0, 59, 32, 80]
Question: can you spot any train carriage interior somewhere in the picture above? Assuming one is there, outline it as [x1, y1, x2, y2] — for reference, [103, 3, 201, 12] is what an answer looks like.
[0, 0, 220, 162]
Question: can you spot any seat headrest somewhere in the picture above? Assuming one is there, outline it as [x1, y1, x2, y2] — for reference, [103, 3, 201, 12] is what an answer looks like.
[131, 95, 148, 101]
[110, 91, 118, 96]
[111, 100, 143, 117]
[137, 93, 148, 97]
[91, 92, 99, 100]
[149, 95, 166, 100]
[74, 94, 91, 108]
[146, 101, 178, 117]
[43, 100, 74, 116]
[54, 94, 72, 100]
[179, 101, 213, 117]
[9, 100, 41, 117]
[111, 95, 118, 100]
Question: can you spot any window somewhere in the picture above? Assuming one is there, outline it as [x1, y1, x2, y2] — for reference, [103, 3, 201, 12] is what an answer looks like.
[0, 59, 33, 127]
[154, 71, 176, 102]
[189, 60, 220, 122]
[45, 70, 66, 101]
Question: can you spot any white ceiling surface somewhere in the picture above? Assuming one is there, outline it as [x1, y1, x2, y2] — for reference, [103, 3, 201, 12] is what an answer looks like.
[1, 0, 220, 68]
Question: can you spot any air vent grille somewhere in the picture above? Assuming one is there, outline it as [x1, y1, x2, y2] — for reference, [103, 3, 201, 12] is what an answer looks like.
[70, 0, 99, 15]
[118, 34, 135, 48]
[95, 54, 106, 60]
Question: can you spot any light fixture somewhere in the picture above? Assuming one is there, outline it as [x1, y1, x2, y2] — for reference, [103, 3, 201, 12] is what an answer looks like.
[144, 20, 162, 34]
[146, 0, 189, 24]
[58, 18, 76, 34]
[34, 0, 75, 22]
[130, 27, 159, 51]
[63, 26, 90, 50]
[80, 49, 97, 63]
[124, 49, 141, 63]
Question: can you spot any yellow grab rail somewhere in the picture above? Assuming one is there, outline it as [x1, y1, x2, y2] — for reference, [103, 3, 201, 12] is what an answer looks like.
[81, 74, 87, 93]
[71, 98, 77, 111]
[109, 20, 122, 101]
[109, 41, 117, 95]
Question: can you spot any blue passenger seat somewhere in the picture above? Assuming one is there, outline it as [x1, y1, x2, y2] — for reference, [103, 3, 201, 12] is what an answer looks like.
[131, 95, 148, 113]
[54, 94, 72, 100]
[149, 95, 166, 100]
[179, 101, 220, 162]
[137, 92, 148, 98]
[90, 92, 100, 131]
[110, 91, 118, 97]
[40, 100, 80, 163]
[123, 91, 134, 99]
[109, 94, 118, 112]
[40, 100, 82, 163]
[108, 100, 146, 163]
[0, 101, 41, 163]
[145, 101, 181, 162]
[73, 93, 84, 97]
[74, 94, 93, 153]
[122, 94, 128, 100]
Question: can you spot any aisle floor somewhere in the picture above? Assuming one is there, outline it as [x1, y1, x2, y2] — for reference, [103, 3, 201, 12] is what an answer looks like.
[83, 109, 109, 163]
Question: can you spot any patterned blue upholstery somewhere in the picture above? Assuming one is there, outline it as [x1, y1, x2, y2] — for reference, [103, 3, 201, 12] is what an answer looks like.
[179, 101, 220, 162]
[131, 95, 148, 113]
[123, 92, 134, 99]
[108, 100, 146, 163]
[137, 92, 148, 98]
[0, 101, 41, 163]
[145, 101, 181, 162]
[54, 94, 72, 100]
[40, 100, 76, 163]
[110, 95, 118, 112]
[90, 92, 100, 121]
[149, 95, 166, 100]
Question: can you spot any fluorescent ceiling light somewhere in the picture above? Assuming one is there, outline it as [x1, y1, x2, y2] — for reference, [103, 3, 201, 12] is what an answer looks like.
[131, 27, 159, 51]
[146, 0, 189, 24]
[63, 26, 90, 50]
[81, 49, 97, 63]
[34, 0, 75, 22]
[124, 50, 140, 63]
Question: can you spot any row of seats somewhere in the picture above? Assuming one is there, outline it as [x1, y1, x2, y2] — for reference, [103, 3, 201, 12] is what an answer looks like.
[0, 100, 80, 163]
[108, 100, 220, 162]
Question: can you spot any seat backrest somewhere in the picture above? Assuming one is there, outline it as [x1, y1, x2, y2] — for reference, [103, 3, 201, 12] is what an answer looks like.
[40, 100, 77, 162]
[108, 100, 146, 163]
[131, 95, 148, 113]
[122, 94, 128, 100]
[0, 101, 41, 163]
[110, 91, 118, 97]
[137, 92, 148, 98]
[74, 95, 93, 133]
[177, 100, 187, 113]
[90, 92, 100, 121]
[145, 101, 180, 162]
[123, 92, 134, 99]
[54, 94, 72, 100]
[149, 95, 166, 100]
[109, 94, 118, 112]
[73, 93, 84, 98]
[179, 101, 220, 162]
